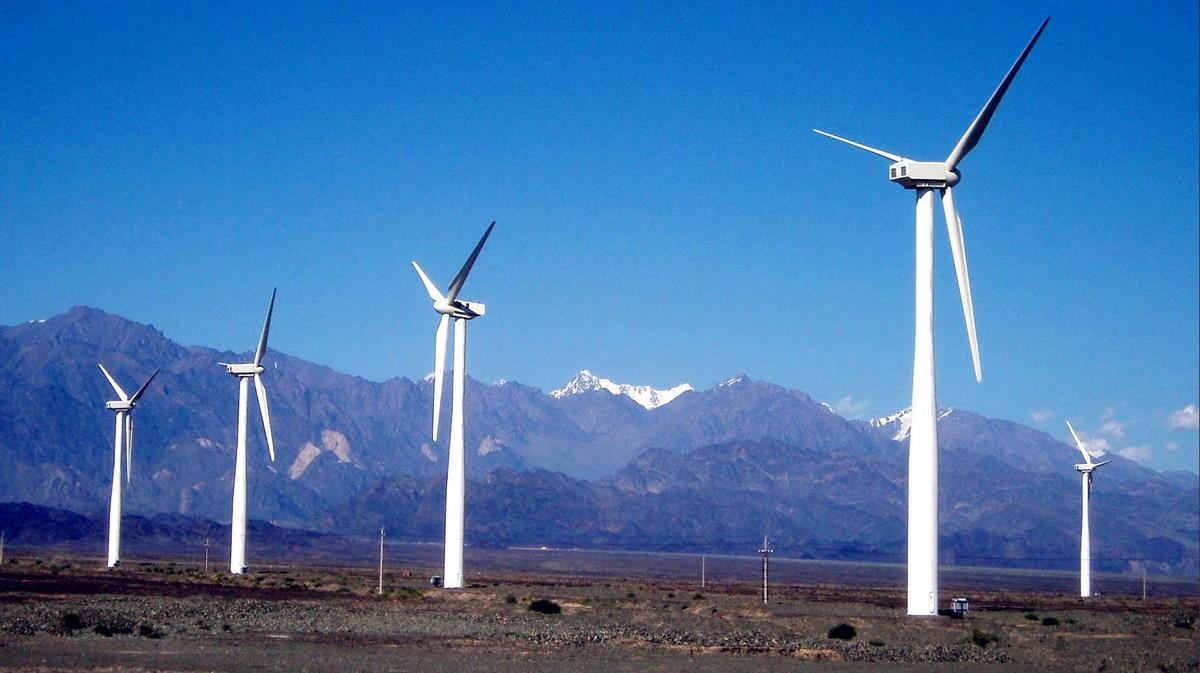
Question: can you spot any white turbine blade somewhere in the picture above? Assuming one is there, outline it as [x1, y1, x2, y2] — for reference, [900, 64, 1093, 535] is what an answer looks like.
[432, 314, 449, 442]
[1092, 459, 1112, 470]
[941, 187, 981, 382]
[945, 18, 1050, 171]
[1065, 420, 1093, 465]
[126, 414, 134, 483]
[129, 369, 159, 404]
[254, 374, 276, 461]
[98, 364, 129, 401]
[254, 288, 277, 367]
[412, 261, 447, 303]
[445, 221, 495, 304]
[813, 129, 903, 162]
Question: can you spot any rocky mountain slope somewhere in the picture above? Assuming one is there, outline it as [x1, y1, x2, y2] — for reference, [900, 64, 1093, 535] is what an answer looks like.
[0, 307, 1195, 573]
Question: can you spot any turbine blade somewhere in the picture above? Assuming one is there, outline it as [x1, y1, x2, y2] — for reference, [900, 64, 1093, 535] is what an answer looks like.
[254, 374, 276, 461]
[254, 288, 277, 367]
[813, 129, 903, 162]
[445, 221, 495, 304]
[412, 261, 446, 303]
[129, 369, 159, 404]
[1065, 420, 1092, 464]
[126, 414, 134, 483]
[1092, 459, 1112, 469]
[432, 314, 449, 442]
[945, 17, 1050, 171]
[942, 187, 981, 382]
[98, 364, 129, 401]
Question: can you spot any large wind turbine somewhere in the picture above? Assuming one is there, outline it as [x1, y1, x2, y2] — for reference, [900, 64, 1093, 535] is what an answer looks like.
[1066, 420, 1110, 598]
[98, 364, 158, 568]
[412, 221, 495, 590]
[815, 18, 1049, 616]
[220, 289, 278, 574]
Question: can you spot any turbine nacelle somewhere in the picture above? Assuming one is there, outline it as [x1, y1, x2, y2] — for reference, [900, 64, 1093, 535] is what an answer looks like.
[888, 160, 960, 189]
[433, 299, 487, 320]
[104, 400, 134, 411]
[223, 362, 265, 377]
[1075, 459, 1111, 474]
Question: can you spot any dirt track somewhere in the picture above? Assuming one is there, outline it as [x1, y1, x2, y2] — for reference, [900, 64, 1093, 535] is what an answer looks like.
[0, 559, 1196, 672]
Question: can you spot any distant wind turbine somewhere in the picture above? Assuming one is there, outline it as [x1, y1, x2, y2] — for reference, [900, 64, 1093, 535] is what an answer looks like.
[815, 18, 1049, 616]
[98, 364, 158, 568]
[1066, 420, 1110, 598]
[412, 221, 495, 589]
[219, 289, 278, 574]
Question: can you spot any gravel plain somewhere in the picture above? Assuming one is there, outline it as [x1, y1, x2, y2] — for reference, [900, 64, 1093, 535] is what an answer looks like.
[0, 556, 1196, 673]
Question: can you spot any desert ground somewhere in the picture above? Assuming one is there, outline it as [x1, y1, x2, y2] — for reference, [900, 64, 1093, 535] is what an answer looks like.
[0, 545, 1196, 672]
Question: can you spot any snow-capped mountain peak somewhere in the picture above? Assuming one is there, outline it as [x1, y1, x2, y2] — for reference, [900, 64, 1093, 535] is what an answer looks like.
[870, 407, 955, 441]
[551, 370, 693, 410]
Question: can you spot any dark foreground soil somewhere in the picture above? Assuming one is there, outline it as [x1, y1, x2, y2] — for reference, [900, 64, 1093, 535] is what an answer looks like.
[0, 557, 1195, 673]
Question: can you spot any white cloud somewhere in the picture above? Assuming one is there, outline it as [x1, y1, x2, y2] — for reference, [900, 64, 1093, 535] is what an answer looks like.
[834, 395, 870, 417]
[1100, 421, 1126, 439]
[1080, 435, 1112, 456]
[1166, 441, 1180, 451]
[1031, 410, 1055, 423]
[1167, 404, 1199, 431]
[1117, 445, 1152, 462]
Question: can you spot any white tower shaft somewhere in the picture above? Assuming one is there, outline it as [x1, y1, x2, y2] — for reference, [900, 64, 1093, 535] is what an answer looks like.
[444, 316, 465, 585]
[230, 375, 250, 574]
[1080, 472, 1091, 597]
[907, 188, 939, 616]
[442, 318, 467, 589]
[107, 411, 126, 568]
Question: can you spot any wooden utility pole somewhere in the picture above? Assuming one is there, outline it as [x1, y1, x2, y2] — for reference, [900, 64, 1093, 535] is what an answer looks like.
[378, 526, 386, 595]
[759, 535, 773, 605]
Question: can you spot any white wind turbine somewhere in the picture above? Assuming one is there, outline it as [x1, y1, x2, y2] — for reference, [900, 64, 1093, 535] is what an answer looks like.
[98, 364, 158, 568]
[219, 289, 278, 574]
[1066, 420, 1110, 598]
[412, 221, 495, 589]
[815, 18, 1049, 616]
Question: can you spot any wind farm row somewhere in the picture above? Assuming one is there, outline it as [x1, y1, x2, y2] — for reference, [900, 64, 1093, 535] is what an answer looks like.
[86, 18, 1119, 618]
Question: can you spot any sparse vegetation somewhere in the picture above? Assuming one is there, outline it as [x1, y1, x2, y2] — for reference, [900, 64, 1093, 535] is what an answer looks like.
[827, 623, 857, 640]
[1041, 616, 1060, 626]
[971, 628, 1000, 648]
[528, 598, 562, 614]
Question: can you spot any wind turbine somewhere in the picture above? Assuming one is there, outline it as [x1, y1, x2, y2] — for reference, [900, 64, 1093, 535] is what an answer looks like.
[412, 221, 495, 589]
[98, 364, 158, 568]
[220, 289, 278, 574]
[815, 18, 1049, 616]
[1066, 420, 1110, 598]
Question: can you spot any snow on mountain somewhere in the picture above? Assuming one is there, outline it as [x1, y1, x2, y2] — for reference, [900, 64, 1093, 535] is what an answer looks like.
[869, 407, 956, 441]
[551, 370, 693, 410]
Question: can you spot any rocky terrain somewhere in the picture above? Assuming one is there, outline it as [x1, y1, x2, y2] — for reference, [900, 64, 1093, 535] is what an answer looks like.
[0, 554, 1196, 673]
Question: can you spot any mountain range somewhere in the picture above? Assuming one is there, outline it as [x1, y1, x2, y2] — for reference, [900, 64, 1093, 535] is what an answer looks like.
[0, 306, 1196, 574]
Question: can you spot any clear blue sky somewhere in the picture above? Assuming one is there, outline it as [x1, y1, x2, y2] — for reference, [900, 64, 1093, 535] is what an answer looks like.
[2, 2, 1196, 473]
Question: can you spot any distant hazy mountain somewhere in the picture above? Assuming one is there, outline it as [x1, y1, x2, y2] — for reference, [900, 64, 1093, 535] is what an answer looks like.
[0, 307, 1196, 574]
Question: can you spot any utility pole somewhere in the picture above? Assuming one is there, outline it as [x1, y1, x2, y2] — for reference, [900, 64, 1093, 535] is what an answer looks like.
[378, 526, 385, 596]
[701, 555, 706, 589]
[759, 535, 773, 605]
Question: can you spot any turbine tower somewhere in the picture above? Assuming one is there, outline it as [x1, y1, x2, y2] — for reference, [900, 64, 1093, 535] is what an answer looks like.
[815, 18, 1049, 616]
[1066, 420, 1110, 598]
[412, 221, 495, 590]
[220, 289, 278, 574]
[98, 364, 158, 568]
